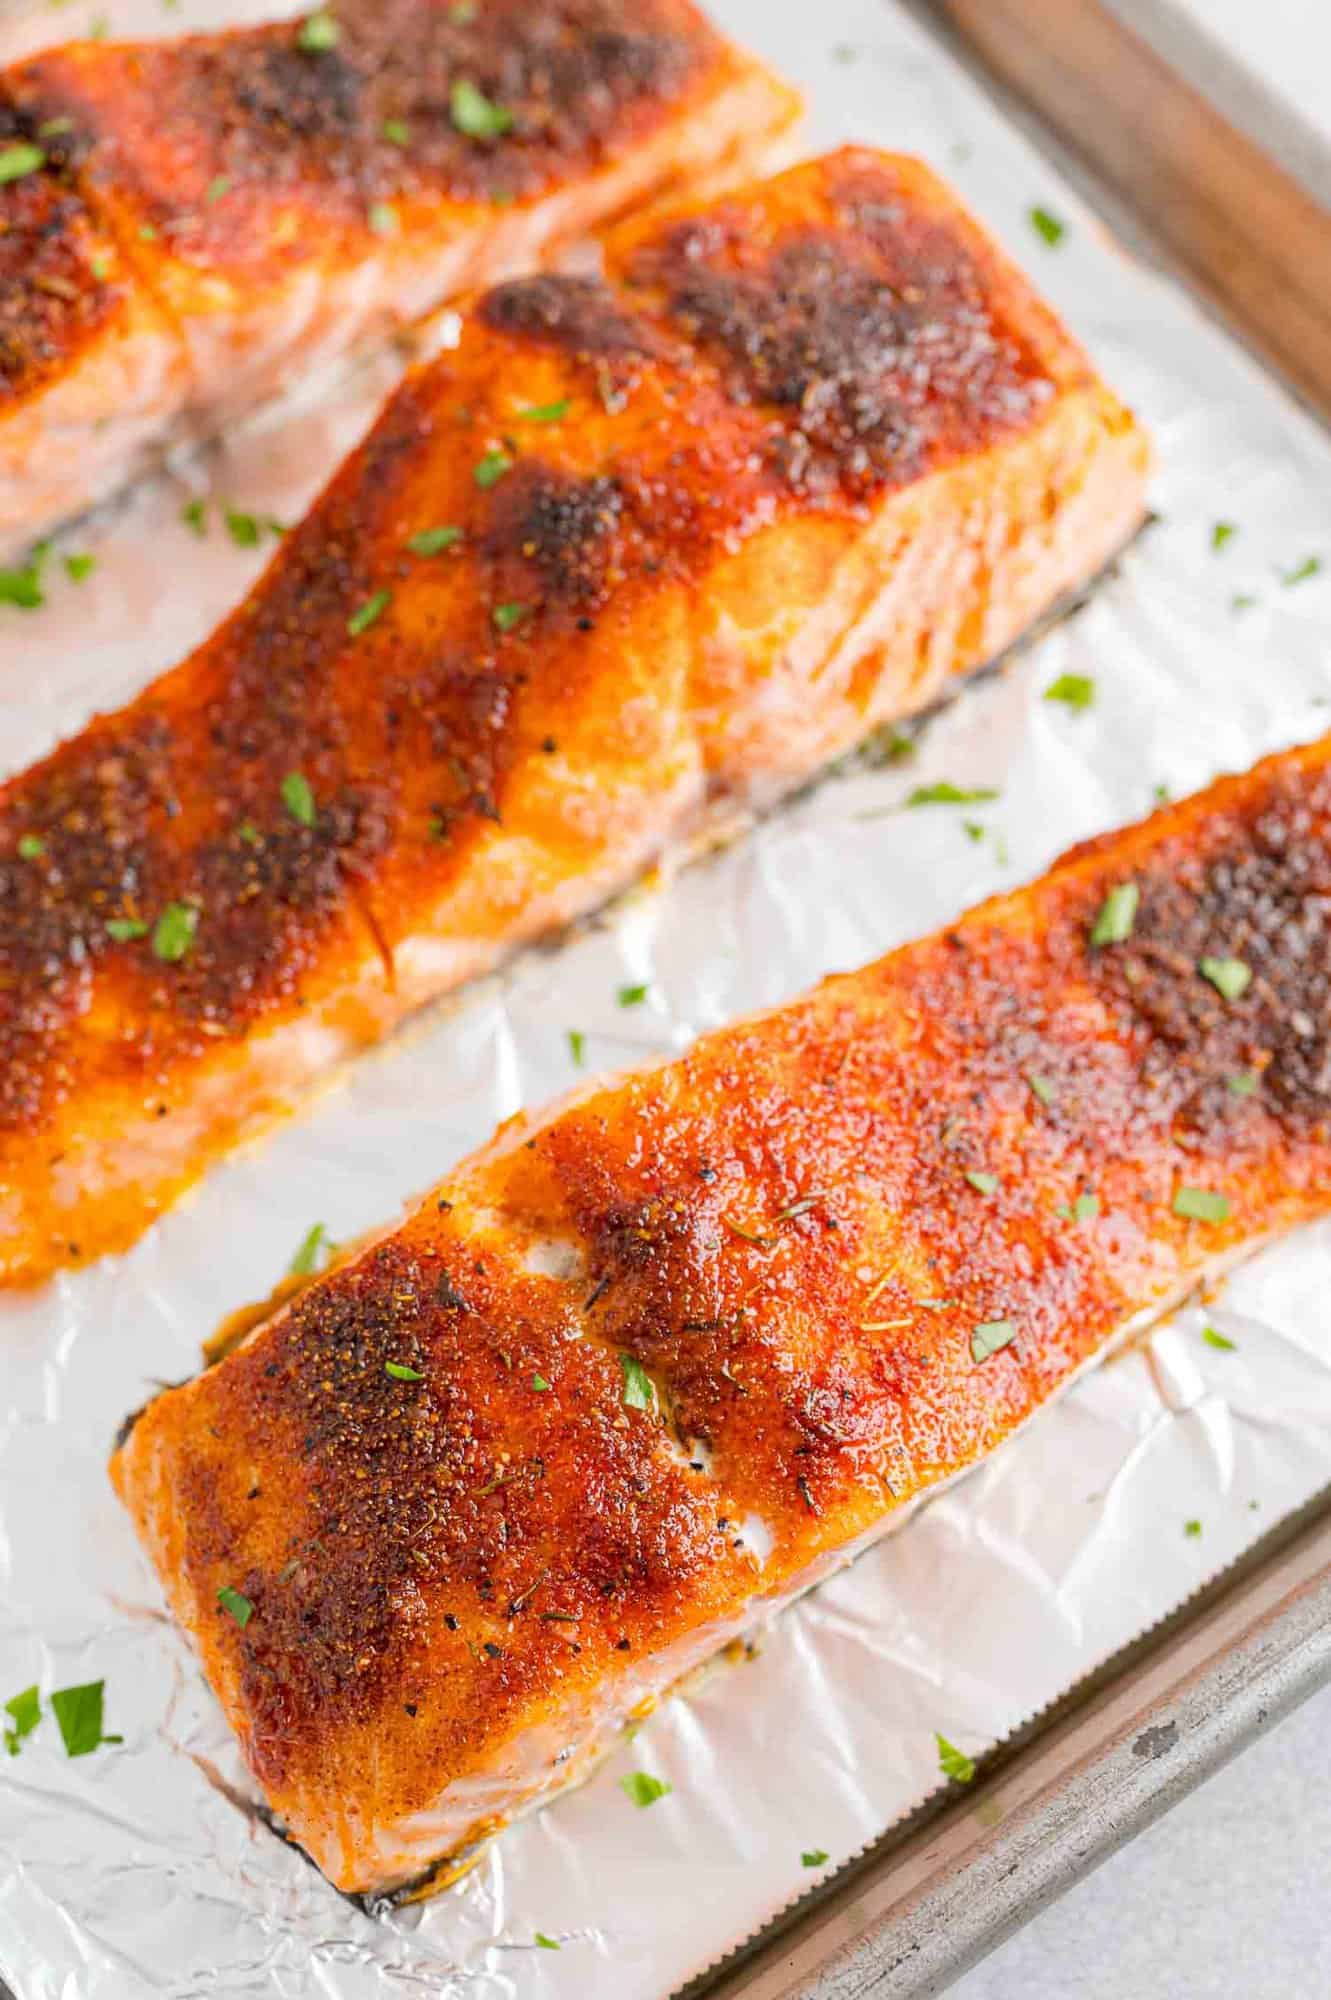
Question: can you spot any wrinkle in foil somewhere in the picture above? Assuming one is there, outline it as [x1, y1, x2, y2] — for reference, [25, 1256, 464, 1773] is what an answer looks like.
[3, 1, 1331, 1995]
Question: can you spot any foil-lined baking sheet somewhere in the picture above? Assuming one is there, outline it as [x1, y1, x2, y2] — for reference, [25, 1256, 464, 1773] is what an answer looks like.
[3, 1, 1331, 1995]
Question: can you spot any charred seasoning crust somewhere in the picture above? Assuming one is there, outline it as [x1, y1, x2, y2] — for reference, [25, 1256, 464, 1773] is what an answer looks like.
[113, 735, 1331, 1878]
[5, 0, 726, 255]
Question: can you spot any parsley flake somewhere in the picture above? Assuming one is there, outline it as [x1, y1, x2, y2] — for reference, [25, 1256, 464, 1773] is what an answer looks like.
[492, 601, 529, 632]
[224, 508, 262, 548]
[1029, 205, 1065, 247]
[347, 587, 391, 635]
[385, 1360, 425, 1382]
[50, 1681, 120, 1758]
[63, 552, 95, 584]
[1211, 520, 1237, 552]
[1090, 880, 1138, 946]
[0, 142, 45, 185]
[1043, 672, 1095, 711]
[450, 78, 514, 140]
[297, 11, 339, 51]
[971, 1319, 1016, 1364]
[619, 1771, 671, 1808]
[620, 1352, 655, 1411]
[965, 1170, 998, 1196]
[617, 982, 648, 1007]
[407, 524, 462, 556]
[17, 833, 45, 860]
[281, 771, 316, 827]
[474, 448, 512, 488]
[1027, 1073, 1056, 1107]
[151, 900, 198, 963]
[1280, 555, 1321, 588]
[288, 1221, 332, 1276]
[4, 1685, 40, 1757]
[535, 1933, 561, 1950]
[802, 1848, 830, 1868]
[906, 781, 999, 807]
[216, 1584, 253, 1628]
[519, 399, 571, 424]
[368, 200, 398, 236]
[568, 1029, 586, 1066]
[935, 1732, 976, 1783]
[382, 117, 411, 146]
[0, 547, 47, 610]
[181, 498, 208, 537]
[1184, 1518, 1202, 1539]
[532, 1373, 551, 1392]
[106, 916, 148, 941]
[1199, 955, 1252, 1001]
[1172, 1185, 1231, 1225]
[204, 175, 231, 204]
[1202, 1326, 1236, 1352]
[1227, 1070, 1259, 1097]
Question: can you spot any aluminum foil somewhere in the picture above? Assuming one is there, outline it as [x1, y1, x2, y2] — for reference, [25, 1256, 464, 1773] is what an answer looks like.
[3, 1, 1331, 1995]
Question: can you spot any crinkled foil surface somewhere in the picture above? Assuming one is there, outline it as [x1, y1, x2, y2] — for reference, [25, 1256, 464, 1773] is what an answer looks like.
[3, 1, 1331, 1995]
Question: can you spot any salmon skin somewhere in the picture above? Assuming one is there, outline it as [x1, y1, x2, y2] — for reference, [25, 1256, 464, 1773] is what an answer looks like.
[0, 148, 1150, 1286]
[0, 0, 799, 555]
[111, 730, 1331, 1895]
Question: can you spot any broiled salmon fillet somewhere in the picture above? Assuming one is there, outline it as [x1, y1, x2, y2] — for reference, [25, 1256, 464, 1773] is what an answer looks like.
[0, 149, 1150, 1286]
[112, 731, 1331, 1895]
[0, 0, 799, 555]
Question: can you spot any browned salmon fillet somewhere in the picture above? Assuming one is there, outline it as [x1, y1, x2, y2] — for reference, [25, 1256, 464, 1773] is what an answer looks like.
[0, 0, 800, 555]
[112, 730, 1331, 1895]
[0, 148, 1151, 1286]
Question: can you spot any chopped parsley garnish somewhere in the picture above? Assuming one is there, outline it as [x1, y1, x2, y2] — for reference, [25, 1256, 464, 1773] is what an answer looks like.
[1029, 205, 1065, 247]
[1232, 592, 1257, 613]
[224, 508, 262, 548]
[970, 1319, 1016, 1364]
[568, 1029, 586, 1066]
[347, 587, 391, 635]
[492, 601, 529, 632]
[281, 771, 317, 827]
[1199, 955, 1251, 1001]
[1044, 672, 1095, 710]
[382, 117, 411, 146]
[288, 1220, 332, 1276]
[617, 982, 648, 1007]
[620, 1352, 655, 1411]
[519, 399, 572, 424]
[1090, 880, 1138, 946]
[0, 545, 48, 610]
[532, 1373, 551, 1392]
[802, 1848, 830, 1868]
[473, 448, 513, 488]
[4, 1685, 40, 1757]
[17, 833, 45, 860]
[368, 200, 398, 236]
[965, 1170, 998, 1196]
[1202, 1326, 1236, 1352]
[1211, 521, 1237, 552]
[1027, 1073, 1056, 1107]
[385, 1360, 425, 1382]
[407, 524, 462, 556]
[90, 251, 111, 281]
[1184, 1518, 1202, 1538]
[238, 820, 261, 848]
[619, 1771, 671, 1808]
[216, 1584, 253, 1628]
[106, 917, 148, 941]
[1280, 555, 1321, 587]
[0, 142, 45, 185]
[181, 498, 208, 537]
[204, 175, 231, 204]
[534, 1933, 561, 1950]
[935, 1732, 976, 1783]
[50, 1680, 121, 1758]
[297, 11, 340, 51]
[450, 78, 514, 141]
[1227, 1070, 1259, 1097]
[151, 900, 198, 963]
[38, 117, 74, 138]
[63, 552, 95, 583]
[906, 781, 999, 807]
[138, 224, 157, 241]
[1057, 1191, 1100, 1224]
[1172, 1185, 1231, 1225]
